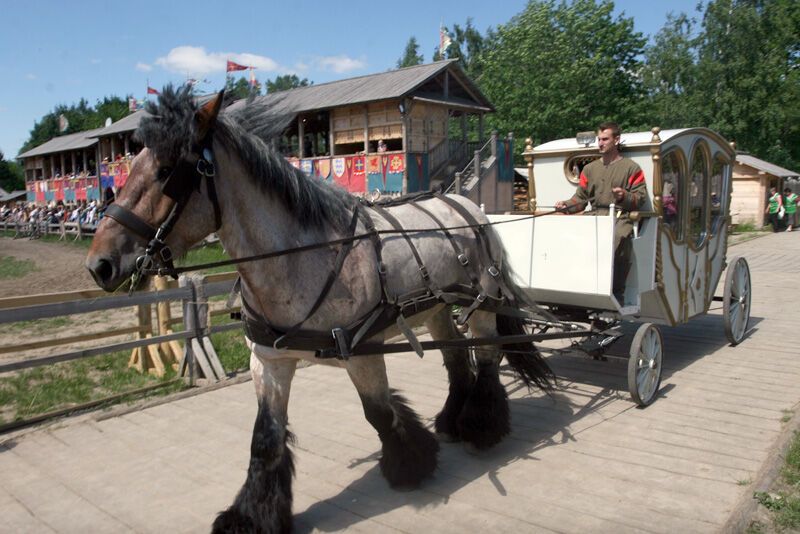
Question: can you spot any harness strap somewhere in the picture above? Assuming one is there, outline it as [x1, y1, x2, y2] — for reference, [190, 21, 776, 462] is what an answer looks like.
[272, 207, 362, 349]
[409, 202, 483, 293]
[358, 201, 392, 304]
[369, 203, 442, 300]
[104, 203, 158, 241]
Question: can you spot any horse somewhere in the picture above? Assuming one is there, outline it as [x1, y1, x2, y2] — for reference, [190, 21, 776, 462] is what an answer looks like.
[85, 85, 553, 533]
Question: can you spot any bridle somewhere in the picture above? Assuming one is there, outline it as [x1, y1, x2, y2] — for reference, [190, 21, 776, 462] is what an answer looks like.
[104, 138, 223, 291]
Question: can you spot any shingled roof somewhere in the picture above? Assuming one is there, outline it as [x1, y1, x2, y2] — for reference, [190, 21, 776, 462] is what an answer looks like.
[17, 127, 105, 159]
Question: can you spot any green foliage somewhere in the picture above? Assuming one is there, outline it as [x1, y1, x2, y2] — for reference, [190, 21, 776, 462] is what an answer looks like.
[478, 0, 646, 152]
[266, 74, 310, 94]
[176, 243, 231, 275]
[19, 95, 131, 156]
[0, 150, 24, 191]
[0, 256, 37, 279]
[435, 18, 487, 77]
[225, 76, 260, 100]
[397, 36, 424, 68]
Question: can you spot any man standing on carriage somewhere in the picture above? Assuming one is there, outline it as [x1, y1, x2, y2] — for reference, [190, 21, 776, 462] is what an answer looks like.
[554, 122, 648, 301]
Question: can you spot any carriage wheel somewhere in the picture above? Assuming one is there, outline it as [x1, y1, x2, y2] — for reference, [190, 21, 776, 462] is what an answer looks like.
[627, 323, 663, 407]
[723, 256, 751, 346]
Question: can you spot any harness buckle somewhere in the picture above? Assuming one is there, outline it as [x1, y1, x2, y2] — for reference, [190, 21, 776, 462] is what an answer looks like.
[457, 253, 469, 266]
[419, 265, 430, 281]
[159, 246, 174, 264]
[332, 328, 350, 360]
[488, 265, 500, 278]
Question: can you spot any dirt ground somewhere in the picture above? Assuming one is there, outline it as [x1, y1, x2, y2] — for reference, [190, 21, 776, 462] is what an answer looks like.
[0, 237, 140, 361]
[0, 236, 97, 297]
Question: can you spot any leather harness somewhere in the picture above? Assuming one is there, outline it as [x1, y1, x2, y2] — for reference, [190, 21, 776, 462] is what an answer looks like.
[107, 137, 525, 360]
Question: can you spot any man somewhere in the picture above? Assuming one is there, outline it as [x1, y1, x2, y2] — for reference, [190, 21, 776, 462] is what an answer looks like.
[766, 186, 783, 232]
[554, 122, 648, 300]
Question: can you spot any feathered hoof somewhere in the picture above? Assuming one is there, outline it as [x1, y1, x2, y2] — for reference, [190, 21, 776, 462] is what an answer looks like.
[456, 366, 510, 451]
[435, 431, 459, 443]
[212, 508, 257, 534]
[380, 424, 439, 489]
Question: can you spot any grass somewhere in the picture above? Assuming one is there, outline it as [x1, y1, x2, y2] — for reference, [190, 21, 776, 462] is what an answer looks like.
[1, 230, 93, 249]
[0, 316, 72, 335]
[0, 350, 186, 425]
[752, 431, 800, 530]
[209, 313, 250, 373]
[177, 242, 232, 275]
[0, 255, 38, 279]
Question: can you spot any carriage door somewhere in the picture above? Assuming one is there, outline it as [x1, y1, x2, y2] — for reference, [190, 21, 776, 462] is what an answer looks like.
[686, 144, 710, 318]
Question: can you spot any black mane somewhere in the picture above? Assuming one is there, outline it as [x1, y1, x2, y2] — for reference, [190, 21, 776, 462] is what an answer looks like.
[136, 84, 356, 231]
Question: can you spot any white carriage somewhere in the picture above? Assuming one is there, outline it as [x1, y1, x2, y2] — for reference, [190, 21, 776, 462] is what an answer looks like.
[489, 128, 752, 406]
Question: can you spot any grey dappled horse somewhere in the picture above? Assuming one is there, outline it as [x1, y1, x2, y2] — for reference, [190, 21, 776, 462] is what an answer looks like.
[86, 85, 553, 533]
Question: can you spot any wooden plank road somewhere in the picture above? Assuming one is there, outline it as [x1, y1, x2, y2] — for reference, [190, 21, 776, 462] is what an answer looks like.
[1, 232, 798, 533]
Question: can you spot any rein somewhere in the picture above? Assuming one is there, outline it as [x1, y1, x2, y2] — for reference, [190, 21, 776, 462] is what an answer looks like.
[141, 207, 562, 279]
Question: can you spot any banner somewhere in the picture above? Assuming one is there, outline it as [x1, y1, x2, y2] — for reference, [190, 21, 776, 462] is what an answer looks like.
[317, 158, 331, 180]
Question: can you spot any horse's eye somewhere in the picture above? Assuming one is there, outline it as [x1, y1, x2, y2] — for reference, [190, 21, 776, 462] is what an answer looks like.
[157, 166, 173, 181]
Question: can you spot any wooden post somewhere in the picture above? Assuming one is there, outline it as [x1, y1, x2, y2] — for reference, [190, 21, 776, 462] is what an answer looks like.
[523, 137, 536, 213]
[298, 116, 305, 158]
[154, 275, 182, 368]
[455, 172, 462, 195]
[178, 274, 226, 385]
[128, 304, 153, 373]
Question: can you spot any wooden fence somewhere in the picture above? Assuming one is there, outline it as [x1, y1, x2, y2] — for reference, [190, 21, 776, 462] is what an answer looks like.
[0, 272, 242, 385]
[0, 219, 96, 240]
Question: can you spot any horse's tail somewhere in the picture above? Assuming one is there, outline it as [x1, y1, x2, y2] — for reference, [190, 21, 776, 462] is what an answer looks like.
[494, 241, 556, 391]
[496, 313, 555, 391]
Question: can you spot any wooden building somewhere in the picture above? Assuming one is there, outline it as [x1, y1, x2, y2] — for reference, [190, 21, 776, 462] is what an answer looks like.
[731, 153, 798, 226]
[17, 60, 516, 210]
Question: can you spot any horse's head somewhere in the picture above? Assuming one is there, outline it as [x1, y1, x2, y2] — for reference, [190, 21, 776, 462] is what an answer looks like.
[86, 86, 225, 291]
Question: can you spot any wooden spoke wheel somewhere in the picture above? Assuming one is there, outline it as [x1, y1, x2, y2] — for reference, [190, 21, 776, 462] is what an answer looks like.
[627, 323, 663, 407]
[723, 256, 751, 345]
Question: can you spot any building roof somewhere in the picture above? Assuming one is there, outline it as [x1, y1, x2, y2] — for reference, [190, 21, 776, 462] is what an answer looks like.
[736, 153, 799, 179]
[0, 190, 27, 203]
[229, 59, 493, 117]
[17, 127, 104, 159]
[533, 129, 689, 153]
[90, 109, 148, 138]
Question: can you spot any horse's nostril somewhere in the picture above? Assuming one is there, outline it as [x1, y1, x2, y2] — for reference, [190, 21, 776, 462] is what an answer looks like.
[88, 257, 114, 286]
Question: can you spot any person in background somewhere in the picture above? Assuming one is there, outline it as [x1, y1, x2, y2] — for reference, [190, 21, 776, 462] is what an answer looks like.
[783, 187, 798, 232]
[377, 139, 387, 152]
[766, 186, 783, 232]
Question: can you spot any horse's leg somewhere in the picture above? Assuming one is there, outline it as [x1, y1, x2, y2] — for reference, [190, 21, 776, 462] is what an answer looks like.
[459, 309, 510, 451]
[425, 307, 474, 442]
[345, 355, 439, 488]
[213, 349, 298, 534]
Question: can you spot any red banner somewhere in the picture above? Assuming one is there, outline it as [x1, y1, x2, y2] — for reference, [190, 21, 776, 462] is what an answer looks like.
[227, 60, 248, 72]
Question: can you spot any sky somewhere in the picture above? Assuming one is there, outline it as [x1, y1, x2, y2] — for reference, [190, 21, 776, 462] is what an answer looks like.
[0, 0, 703, 160]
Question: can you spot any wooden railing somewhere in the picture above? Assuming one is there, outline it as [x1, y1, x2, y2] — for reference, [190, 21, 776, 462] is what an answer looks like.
[1, 219, 96, 240]
[0, 272, 242, 385]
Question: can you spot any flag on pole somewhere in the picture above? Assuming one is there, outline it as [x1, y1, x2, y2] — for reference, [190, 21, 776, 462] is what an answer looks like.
[227, 60, 248, 72]
[147, 86, 160, 95]
[249, 68, 257, 87]
[439, 24, 452, 55]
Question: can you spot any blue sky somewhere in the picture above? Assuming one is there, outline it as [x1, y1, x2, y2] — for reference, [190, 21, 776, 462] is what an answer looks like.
[0, 0, 702, 160]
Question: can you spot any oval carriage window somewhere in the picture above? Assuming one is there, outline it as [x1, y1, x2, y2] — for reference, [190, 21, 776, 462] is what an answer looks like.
[689, 147, 709, 247]
[661, 151, 682, 239]
[709, 156, 728, 235]
[565, 155, 601, 184]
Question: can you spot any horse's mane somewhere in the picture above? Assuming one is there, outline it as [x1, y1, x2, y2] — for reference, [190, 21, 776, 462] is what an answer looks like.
[136, 84, 356, 231]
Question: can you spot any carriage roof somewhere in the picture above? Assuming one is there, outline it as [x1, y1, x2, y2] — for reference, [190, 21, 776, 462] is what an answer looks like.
[532, 128, 735, 159]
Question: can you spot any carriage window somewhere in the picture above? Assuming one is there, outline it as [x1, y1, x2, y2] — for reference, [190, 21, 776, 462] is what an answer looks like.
[709, 156, 728, 235]
[565, 155, 600, 184]
[661, 151, 682, 239]
[688, 147, 709, 246]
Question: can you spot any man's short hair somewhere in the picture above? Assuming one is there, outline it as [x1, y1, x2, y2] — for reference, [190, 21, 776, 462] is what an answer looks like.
[598, 122, 621, 138]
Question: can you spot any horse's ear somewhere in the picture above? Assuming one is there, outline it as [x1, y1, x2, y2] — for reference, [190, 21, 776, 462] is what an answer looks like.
[196, 89, 225, 142]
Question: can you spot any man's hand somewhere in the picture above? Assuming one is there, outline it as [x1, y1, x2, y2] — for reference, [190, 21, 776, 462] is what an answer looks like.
[554, 200, 567, 212]
[612, 187, 626, 203]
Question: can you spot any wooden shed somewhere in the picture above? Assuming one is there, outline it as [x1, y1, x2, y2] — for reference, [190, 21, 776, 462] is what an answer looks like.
[731, 153, 799, 226]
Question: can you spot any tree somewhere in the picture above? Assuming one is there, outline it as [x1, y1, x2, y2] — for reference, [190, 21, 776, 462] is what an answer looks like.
[0, 150, 24, 192]
[265, 74, 310, 93]
[478, 0, 646, 149]
[225, 76, 258, 100]
[19, 95, 131, 155]
[397, 37, 424, 68]
[640, 13, 699, 129]
[434, 18, 487, 77]
[690, 0, 800, 169]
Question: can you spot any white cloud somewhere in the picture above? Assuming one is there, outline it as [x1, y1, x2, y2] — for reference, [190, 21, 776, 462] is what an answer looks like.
[25, 73, 36, 80]
[136, 62, 152, 72]
[314, 55, 366, 74]
[154, 46, 279, 76]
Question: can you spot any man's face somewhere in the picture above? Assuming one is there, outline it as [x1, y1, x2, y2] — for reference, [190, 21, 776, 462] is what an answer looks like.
[597, 128, 619, 154]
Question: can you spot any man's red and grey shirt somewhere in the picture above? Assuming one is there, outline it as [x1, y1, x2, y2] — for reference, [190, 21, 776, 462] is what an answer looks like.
[564, 157, 647, 215]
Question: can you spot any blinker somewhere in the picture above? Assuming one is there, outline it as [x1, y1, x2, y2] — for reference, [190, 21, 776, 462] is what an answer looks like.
[160, 157, 201, 201]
